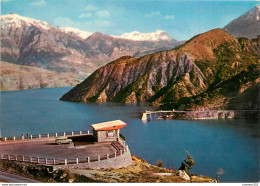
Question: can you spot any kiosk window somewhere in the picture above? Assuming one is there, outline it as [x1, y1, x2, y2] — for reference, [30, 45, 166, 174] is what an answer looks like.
[107, 130, 114, 137]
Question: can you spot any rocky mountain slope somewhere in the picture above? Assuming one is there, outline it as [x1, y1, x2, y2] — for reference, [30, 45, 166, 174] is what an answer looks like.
[60, 27, 93, 39]
[1, 13, 181, 82]
[60, 29, 260, 111]
[85, 32, 180, 60]
[0, 61, 80, 91]
[1, 13, 102, 79]
[224, 5, 260, 39]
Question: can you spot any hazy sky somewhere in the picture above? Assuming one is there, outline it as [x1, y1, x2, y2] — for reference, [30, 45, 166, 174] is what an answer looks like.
[1, 0, 259, 40]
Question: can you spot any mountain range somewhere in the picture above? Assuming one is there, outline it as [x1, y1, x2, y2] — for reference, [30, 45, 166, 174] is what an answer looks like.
[60, 28, 260, 111]
[119, 30, 174, 41]
[1, 5, 260, 92]
[0, 13, 181, 86]
[0, 13, 181, 91]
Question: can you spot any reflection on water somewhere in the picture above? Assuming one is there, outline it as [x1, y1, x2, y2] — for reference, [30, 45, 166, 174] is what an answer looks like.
[0, 87, 259, 182]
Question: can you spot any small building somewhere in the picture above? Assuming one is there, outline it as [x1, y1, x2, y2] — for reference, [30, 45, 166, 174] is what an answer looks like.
[91, 120, 126, 142]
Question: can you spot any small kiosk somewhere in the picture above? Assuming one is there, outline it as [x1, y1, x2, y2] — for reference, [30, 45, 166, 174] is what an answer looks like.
[91, 120, 126, 142]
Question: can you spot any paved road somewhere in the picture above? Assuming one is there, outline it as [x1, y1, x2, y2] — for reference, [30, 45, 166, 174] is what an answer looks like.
[0, 137, 116, 162]
[0, 139, 115, 160]
[0, 171, 41, 183]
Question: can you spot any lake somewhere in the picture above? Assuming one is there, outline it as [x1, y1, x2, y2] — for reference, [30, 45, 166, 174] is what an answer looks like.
[0, 87, 259, 182]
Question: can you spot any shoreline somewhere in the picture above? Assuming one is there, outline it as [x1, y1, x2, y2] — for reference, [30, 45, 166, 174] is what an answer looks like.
[143, 110, 259, 120]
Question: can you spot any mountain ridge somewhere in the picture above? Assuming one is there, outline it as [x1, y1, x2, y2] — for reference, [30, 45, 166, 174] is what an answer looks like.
[60, 27, 93, 39]
[60, 28, 260, 111]
[1, 13, 178, 42]
[118, 30, 175, 41]
[1, 13, 182, 91]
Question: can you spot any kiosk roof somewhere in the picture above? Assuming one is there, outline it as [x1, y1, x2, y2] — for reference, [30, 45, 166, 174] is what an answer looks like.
[91, 120, 126, 131]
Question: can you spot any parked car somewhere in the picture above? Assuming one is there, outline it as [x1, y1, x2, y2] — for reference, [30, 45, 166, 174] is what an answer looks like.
[55, 137, 72, 145]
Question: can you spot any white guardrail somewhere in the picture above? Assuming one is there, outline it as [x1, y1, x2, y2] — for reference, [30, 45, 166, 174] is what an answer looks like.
[0, 131, 129, 166]
[1, 130, 92, 141]
[0, 144, 129, 166]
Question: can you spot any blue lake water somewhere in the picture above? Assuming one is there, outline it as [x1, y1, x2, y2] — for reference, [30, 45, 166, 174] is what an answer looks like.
[0, 87, 259, 182]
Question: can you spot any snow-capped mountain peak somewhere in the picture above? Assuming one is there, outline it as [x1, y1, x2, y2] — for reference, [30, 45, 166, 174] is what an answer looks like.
[1, 13, 51, 30]
[60, 27, 92, 39]
[244, 5, 260, 21]
[119, 30, 174, 41]
[223, 5, 260, 39]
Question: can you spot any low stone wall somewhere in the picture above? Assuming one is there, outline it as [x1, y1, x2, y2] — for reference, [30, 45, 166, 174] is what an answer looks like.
[169, 111, 234, 120]
[172, 111, 218, 119]
[165, 110, 259, 120]
[54, 150, 132, 170]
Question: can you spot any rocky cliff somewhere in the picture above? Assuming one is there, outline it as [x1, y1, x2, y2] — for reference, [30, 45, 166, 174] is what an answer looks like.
[0, 61, 80, 91]
[60, 29, 260, 111]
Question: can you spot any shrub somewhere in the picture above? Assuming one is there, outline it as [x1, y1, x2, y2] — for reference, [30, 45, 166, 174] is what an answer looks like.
[157, 160, 163, 167]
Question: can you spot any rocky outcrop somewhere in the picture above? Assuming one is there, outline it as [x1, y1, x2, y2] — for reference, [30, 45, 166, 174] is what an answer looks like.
[61, 29, 260, 111]
[178, 170, 190, 181]
[0, 61, 80, 91]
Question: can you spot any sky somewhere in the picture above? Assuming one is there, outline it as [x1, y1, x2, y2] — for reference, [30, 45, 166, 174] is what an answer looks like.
[1, 0, 259, 40]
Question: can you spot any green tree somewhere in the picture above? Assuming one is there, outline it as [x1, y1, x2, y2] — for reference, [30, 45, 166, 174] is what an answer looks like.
[179, 151, 196, 176]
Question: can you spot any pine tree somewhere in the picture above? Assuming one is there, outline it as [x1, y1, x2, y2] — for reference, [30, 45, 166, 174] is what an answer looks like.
[179, 151, 195, 176]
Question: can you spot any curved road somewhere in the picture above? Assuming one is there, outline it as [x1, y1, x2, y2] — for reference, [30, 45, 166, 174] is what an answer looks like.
[0, 171, 41, 183]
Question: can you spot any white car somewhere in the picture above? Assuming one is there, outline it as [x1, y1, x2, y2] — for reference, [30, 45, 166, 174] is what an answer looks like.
[55, 137, 72, 145]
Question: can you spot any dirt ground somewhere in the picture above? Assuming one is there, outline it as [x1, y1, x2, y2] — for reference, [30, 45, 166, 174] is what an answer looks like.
[0, 179, 7, 183]
[70, 156, 214, 183]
